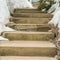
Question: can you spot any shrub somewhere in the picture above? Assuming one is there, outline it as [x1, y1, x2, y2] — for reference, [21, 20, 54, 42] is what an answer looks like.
[38, 0, 55, 12]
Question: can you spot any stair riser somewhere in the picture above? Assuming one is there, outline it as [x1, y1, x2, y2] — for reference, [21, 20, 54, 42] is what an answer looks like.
[11, 18, 51, 24]
[8, 25, 50, 32]
[14, 10, 42, 13]
[2, 32, 54, 40]
[10, 27, 50, 32]
[14, 9, 44, 13]
[12, 13, 52, 18]
[0, 47, 56, 56]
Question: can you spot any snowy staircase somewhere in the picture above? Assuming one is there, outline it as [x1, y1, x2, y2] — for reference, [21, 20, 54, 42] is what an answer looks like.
[0, 9, 58, 60]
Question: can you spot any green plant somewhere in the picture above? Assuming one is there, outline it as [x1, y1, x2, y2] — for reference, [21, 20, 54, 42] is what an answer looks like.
[38, 0, 55, 12]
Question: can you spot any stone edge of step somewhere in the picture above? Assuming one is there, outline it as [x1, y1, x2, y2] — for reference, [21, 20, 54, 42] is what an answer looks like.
[0, 56, 57, 60]
[0, 41, 56, 48]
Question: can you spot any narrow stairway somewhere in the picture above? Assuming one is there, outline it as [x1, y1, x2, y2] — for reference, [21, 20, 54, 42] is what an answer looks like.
[0, 9, 58, 60]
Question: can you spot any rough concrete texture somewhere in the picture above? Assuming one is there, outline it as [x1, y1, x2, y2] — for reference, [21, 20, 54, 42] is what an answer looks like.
[0, 41, 56, 56]
[2, 31, 54, 40]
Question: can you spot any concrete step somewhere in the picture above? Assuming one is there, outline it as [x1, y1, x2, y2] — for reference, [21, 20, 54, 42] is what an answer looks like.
[10, 17, 51, 24]
[7, 23, 51, 32]
[0, 41, 57, 56]
[58, 56, 60, 60]
[0, 56, 57, 60]
[14, 9, 46, 13]
[12, 13, 52, 18]
[2, 31, 54, 41]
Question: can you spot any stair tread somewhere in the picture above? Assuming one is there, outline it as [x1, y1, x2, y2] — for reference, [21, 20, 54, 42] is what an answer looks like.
[7, 23, 50, 26]
[7, 23, 49, 25]
[0, 56, 57, 60]
[13, 13, 51, 14]
[7, 23, 50, 27]
[11, 17, 51, 21]
[14, 9, 45, 12]
[3, 31, 53, 34]
[0, 41, 56, 48]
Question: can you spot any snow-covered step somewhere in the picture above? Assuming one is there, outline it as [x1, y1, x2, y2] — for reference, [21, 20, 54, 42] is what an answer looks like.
[2, 31, 54, 41]
[0, 56, 57, 60]
[12, 13, 52, 18]
[10, 17, 51, 24]
[0, 41, 56, 56]
[7, 23, 51, 32]
[14, 9, 46, 13]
